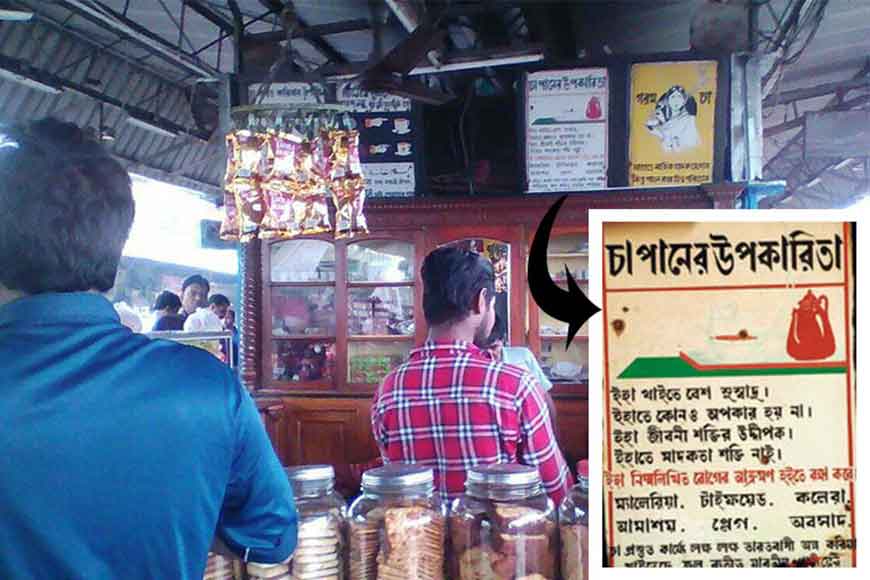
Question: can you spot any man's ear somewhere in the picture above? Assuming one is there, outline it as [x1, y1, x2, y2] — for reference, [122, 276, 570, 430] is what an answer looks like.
[473, 287, 489, 315]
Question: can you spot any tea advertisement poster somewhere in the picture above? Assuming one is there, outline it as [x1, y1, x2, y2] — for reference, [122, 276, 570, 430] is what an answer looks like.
[602, 222, 856, 568]
[526, 68, 608, 192]
[336, 82, 416, 197]
[629, 61, 717, 187]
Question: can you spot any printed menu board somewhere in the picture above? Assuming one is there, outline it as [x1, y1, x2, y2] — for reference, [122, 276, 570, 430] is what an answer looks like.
[526, 68, 608, 192]
[602, 222, 856, 568]
[629, 61, 717, 187]
[337, 82, 416, 198]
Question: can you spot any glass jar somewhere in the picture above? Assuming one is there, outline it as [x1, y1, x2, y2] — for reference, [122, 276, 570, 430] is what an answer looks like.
[559, 461, 589, 580]
[202, 551, 239, 580]
[449, 464, 557, 580]
[285, 465, 347, 580]
[246, 562, 289, 579]
[347, 464, 446, 580]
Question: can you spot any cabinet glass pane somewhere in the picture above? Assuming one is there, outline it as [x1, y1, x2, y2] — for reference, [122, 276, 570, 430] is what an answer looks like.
[537, 233, 588, 336]
[272, 340, 336, 382]
[347, 241, 415, 283]
[348, 341, 413, 384]
[271, 240, 335, 282]
[441, 238, 510, 338]
[540, 339, 588, 383]
[348, 286, 414, 336]
[271, 287, 336, 336]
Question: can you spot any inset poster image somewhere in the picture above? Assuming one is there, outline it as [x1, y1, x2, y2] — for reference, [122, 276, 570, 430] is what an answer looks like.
[629, 61, 717, 187]
[601, 220, 856, 568]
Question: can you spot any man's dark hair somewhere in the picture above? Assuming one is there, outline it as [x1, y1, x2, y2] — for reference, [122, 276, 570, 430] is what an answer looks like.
[208, 294, 230, 307]
[182, 274, 210, 295]
[484, 312, 507, 347]
[152, 291, 181, 312]
[0, 119, 134, 294]
[421, 246, 495, 326]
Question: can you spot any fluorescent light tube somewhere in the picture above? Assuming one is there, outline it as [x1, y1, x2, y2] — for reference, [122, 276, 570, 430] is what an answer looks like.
[0, 10, 34, 22]
[126, 115, 178, 139]
[0, 67, 62, 94]
[409, 53, 543, 76]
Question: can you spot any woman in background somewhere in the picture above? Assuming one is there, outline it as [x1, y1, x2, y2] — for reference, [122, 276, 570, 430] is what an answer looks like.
[151, 290, 184, 331]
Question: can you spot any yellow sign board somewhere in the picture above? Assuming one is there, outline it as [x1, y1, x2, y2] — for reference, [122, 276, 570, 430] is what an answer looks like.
[629, 61, 718, 187]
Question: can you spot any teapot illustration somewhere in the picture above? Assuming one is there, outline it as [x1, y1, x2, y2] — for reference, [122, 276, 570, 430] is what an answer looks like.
[787, 290, 835, 361]
[586, 96, 603, 120]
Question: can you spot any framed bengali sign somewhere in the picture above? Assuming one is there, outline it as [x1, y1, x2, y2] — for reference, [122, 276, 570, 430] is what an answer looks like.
[525, 68, 609, 192]
[629, 61, 718, 187]
[337, 82, 417, 198]
[602, 221, 856, 568]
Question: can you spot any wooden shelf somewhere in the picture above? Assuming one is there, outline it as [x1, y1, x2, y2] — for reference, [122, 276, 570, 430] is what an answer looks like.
[273, 335, 335, 341]
[270, 281, 336, 287]
[348, 335, 415, 342]
[548, 252, 588, 258]
[347, 281, 415, 288]
[541, 335, 589, 341]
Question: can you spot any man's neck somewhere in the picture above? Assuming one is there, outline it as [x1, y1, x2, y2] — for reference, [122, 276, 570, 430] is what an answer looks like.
[428, 323, 475, 345]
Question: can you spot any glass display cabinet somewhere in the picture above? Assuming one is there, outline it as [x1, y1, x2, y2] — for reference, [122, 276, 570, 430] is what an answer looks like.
[263, 234, 421, 392]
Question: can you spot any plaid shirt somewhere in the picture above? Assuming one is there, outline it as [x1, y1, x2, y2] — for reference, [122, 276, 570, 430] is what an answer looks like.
[371, 340, 573, 504]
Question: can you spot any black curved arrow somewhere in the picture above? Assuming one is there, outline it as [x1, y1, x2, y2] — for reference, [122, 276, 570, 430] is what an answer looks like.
[528, 195, 601, 350]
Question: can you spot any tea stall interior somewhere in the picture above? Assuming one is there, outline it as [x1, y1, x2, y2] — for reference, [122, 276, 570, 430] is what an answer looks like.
[235, 53, 744, 495]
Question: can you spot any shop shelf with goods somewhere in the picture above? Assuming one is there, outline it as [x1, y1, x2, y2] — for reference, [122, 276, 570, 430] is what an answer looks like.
[527, 231, 590, 396]
[346, 239, 417, 390]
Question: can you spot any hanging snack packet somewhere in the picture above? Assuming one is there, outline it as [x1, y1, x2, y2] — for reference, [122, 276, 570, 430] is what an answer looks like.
[331, 129, 368, 237]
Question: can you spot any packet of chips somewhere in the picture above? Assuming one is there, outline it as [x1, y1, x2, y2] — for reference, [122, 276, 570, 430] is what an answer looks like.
[331, 129, 368, 238]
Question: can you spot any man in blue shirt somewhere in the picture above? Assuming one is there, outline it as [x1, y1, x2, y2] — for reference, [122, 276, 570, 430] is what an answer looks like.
[0, 120, 297, 578]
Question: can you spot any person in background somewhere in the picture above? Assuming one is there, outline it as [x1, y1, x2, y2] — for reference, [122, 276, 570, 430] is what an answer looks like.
[0, 119, 297, 578]
[371, 246, 573, 504]
[477, 312, 558, 422]
[223, 307, 240, 369]
[152, 290, 184, 331]
[181, 274, 210, 319]
[209, 294, 238, 367]
[208, 293, 231, 321]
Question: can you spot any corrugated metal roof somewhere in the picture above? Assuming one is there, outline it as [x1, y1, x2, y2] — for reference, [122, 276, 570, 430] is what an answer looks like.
[760, 0, 870, 208]
[0, 17, 225, 197]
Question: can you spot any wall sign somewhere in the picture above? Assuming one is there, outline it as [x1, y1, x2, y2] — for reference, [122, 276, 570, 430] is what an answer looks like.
[337, 82, 416, 198]
[629, 61, 717, 187]
[603, 221, 855, 568]
[247, 82, 326, 105]
[525, 68, 609, 192]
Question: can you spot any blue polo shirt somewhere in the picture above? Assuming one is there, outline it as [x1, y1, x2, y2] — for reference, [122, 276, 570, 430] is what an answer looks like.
[0, 293, 297, 578]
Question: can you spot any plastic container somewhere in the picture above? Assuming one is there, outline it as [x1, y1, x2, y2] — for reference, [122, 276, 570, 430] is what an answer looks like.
[347, 464, 445, 580]
[559, 460, 589, 580]
[285, 465, 347, 580]
[449, 464, 557, 579]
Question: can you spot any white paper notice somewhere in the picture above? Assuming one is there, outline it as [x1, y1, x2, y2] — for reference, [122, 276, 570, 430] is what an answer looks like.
[526, 69, 609, 192]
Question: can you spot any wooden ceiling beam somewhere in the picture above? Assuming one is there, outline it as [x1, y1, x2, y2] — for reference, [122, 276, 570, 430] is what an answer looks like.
[254, 0, 348, 64]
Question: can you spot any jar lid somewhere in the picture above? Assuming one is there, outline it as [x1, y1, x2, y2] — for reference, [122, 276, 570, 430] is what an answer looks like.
[285, 464, 335, 483]
[466, 464, 541, 488]
[362, 463, 433, 492]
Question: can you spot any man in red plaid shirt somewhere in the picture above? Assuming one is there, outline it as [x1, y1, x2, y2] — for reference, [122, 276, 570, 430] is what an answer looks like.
[371, 246, 573, 503]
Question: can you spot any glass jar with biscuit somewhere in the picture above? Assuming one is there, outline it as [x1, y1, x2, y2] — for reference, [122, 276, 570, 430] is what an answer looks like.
[347, 464, 446, 580]
[285, 465, 347, 580]
[449, 464, 558, 580]
[559, 460, 589, 580]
